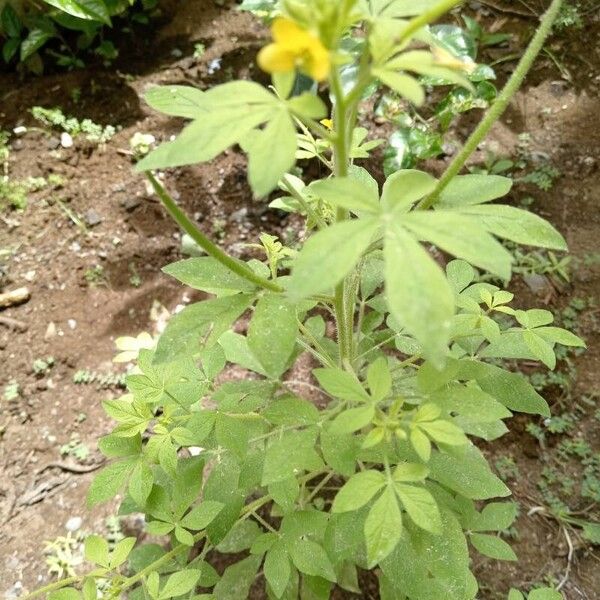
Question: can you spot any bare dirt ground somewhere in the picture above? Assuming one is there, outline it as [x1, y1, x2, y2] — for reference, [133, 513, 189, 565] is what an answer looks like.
[0, 1, 598, 598]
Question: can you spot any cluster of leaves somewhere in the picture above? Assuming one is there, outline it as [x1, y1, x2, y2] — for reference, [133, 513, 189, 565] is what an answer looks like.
[0, 0, 158, 72]
[379, 15, 507, 174]
[31, 106, 117, 144]
[38, 1, 577, 599]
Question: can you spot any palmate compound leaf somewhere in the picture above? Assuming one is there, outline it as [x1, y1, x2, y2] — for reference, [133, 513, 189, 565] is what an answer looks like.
[138, 81, 298, 196]
[384, 220, 455, 366]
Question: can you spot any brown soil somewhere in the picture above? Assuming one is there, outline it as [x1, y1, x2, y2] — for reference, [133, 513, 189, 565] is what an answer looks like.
[0, 1, 599, 599]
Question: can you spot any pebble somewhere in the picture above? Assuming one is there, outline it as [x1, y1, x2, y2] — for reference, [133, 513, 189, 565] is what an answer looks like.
[121, 196, 142, 212]
[47, 136, 61, 150]
[60, 132, 74, 148]
[66, 516, 83, 532]
[68, 319, 77, 330]
[84, 209, 103, 227]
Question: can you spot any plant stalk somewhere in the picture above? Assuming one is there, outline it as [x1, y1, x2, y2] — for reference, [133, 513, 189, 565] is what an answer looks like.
[145, 172, 283, 293]
[418, 0, 563, 209]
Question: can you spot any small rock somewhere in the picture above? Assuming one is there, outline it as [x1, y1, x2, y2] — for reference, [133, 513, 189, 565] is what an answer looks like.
[68, 319, 77, 330]
[230, 207, 248, 223]
[13, 125, 27, 135]
[45, 322, 57, 339]
[60, 132, 74, 148]
[523, 274, 553, 297]
[84, 209, 103, 227]
[66, 516, 83, 532]
[121, 197, 142, 212]
[47, 136, 61, 150]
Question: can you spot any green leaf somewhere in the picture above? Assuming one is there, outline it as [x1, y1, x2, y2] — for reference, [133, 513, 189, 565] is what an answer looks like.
[310, 177, 380, 215]
[429, 446, 510, 499]
[446, 259, 475, 293]
[453, 204, 567, 251]
[470, 532, 517, 561]
[392, 463, 428, 483]
[313, 368, 371, 403]
[287, 92, 327, 119]
[174, 525, 195, 546]
[436, 174, 512, 208]
[287, 218, 379, 301]
[528, 589, 563, 600]
[381, 170, 437, 212]
[144, 85, 207, 119]
[213, 555, 262, 600]
[158, 570, 201, 599]
[401, 211, 513, 279]
[180, 501, 224, 530]
[109, 537, 136, 568]
[1, 4, 21, 37]
[471, 502, 518, 532]
[330, 405, 375, 434]
[84, 535, 109, 567]
[42, 0, 111, 24]
[248, 294, 297, 378]
[367, 357, 392, 402]
[264, 544, 291, 598]
[384, 221, 454, 366]
[87, 460, 134, 506]
[138, 82, 279, 171]
[332, 470, 386, 513]
[457, 360, 550, 416]
[395, 483, 442, 534]
[154, 294, 253, 363]
[262, 429, 323, 485]
[242, 109, 297, 196]
[290, 538, 336, 582]
[372, 68, 425, 105]
[364, 486, 402, 567]
[48, 590, 81, 600]
[263, 395, 319, 426]
[216, 520, 261, 553]
[523, 330, 556, 370]
[20, 28, 53, 61]
[163, 258, 255, 295]
[410, 428, 431, 462]
[536, 326, 585, 348]
[419, 419, 468, 446]
[129, 462, 154, 506]
[219, 331, 267, 376]
[508, 590, 526, 600]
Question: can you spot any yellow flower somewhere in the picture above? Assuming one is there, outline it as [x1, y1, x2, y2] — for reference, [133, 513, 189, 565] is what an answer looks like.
[320, 118, 333, 130]
[258, 17, 331, 82]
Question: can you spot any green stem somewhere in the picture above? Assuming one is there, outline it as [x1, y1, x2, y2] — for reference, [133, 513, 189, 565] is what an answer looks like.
[21, 576, 80, 600]
[418, 0, 563, 210]
[145, 172, 283, 293]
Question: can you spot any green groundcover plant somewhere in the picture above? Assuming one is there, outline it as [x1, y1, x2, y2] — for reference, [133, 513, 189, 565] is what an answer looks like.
[27, 1, 582, 599]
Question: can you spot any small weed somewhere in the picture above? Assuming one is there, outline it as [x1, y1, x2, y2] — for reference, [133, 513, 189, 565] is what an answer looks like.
[60, 434, 90, 462]
[3, 380, 20, 401]
[73, 369, 126, 389]
[44, 532, 84, 579]
[33, 356, 55, 376]
[84, 265, 107, 287]
[495, 455, 520, 481]
[128, 263, 142, 287]
[193, 43, 206, 59]
[554, 2, 584, 30]
[31, 107, 117, 145]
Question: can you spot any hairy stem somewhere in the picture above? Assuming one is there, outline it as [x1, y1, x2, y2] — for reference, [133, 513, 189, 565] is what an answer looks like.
[418, 0, 563, 209]
[145, 172, 283, 293]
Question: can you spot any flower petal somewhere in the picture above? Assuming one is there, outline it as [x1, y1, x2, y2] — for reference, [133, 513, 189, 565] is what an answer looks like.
[258, 44, 296, 74]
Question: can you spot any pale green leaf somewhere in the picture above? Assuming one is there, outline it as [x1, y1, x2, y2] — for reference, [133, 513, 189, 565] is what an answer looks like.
[332, 470, 386, 513]
[381, 170, 437, 212]
[437, 174, 512, 208]
[310, 177, 380, 215]
[395, 483, 442, 534]
[470, 532, 517, 561]
[364, 486, 402, 567]
[287, 218, 379, 301]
